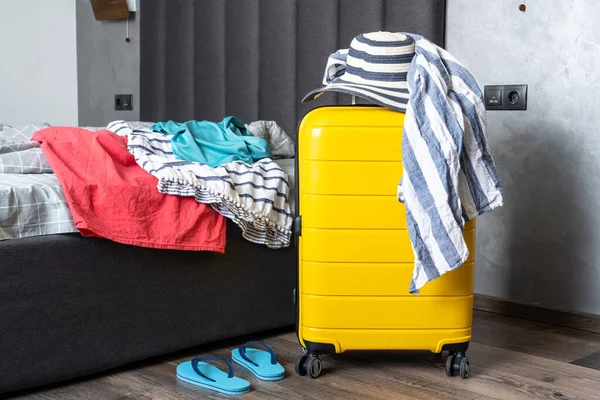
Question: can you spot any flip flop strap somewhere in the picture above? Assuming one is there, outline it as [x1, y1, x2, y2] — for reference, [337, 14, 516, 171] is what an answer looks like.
[191, 356, 234, 382]
[239, 340, 277, 367]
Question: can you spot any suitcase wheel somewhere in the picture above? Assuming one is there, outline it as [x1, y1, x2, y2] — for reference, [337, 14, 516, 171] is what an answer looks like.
[295, 355, 308, 376]
[459, 357, 470, 379]
[445, 355, 455, 377]
[295, 354, 322, 378]
[445, 352, 470, 379]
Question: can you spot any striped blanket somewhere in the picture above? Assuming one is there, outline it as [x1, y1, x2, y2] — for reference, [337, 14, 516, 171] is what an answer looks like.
[398, 35, 503, 293]
[107, 121, 293, 249]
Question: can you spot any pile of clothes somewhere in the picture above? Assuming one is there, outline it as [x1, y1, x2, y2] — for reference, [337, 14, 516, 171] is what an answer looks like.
[29, 117, 295, 251]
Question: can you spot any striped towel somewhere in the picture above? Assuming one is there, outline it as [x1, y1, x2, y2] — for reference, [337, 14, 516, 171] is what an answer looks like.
[399, 35, 503, 293]
[107, 121, 293, 249]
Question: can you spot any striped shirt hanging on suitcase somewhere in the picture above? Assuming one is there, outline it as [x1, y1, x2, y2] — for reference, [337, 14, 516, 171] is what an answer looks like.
[398, 35, 503, 293]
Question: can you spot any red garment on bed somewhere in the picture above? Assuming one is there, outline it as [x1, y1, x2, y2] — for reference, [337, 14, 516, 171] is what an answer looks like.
[33, 127, 226, 252]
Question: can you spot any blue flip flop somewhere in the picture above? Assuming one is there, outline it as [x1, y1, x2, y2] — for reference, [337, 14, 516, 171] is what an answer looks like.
[176, 356, 251, 396]
[231, 341, 285, 381]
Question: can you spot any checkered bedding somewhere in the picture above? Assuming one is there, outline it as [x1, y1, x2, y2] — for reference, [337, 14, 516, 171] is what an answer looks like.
[0, 124, 53, 174]
[0, 173, 77, 240]
[0, 124, 78, 240]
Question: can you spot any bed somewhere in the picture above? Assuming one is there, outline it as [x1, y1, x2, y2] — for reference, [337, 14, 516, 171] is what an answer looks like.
[0, 0, 446, 394]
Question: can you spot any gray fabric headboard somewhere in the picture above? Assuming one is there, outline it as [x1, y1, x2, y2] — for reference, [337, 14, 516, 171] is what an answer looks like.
[140, 0, 446, 136]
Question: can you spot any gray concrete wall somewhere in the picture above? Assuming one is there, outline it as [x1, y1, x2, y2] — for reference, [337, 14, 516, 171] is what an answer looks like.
[447, 0, 600, 314]
[76, 0, 140, 126]
[0, 0, 78, 126]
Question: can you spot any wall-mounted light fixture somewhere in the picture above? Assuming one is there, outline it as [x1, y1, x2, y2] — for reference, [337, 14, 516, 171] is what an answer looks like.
[90, 0, 136, 43]
[90, 0, 130, 21]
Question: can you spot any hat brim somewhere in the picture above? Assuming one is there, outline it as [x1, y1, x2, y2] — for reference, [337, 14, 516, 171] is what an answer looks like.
[302, 82, 409, 113]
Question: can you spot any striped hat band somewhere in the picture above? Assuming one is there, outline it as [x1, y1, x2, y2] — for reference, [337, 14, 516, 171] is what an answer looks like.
[302, 31, 416, 112]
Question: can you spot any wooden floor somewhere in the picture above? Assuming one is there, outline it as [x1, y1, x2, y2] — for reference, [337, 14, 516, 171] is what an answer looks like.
[9, 310, 600, 400]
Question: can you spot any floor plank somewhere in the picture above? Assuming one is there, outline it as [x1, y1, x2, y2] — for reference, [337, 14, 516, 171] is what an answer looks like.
[7, 311, 600, 400]
[571, 350, 600, 371]
[305, 341, 600, 400]
[466, 342, 600, 400]
[473, 310, 600, 362]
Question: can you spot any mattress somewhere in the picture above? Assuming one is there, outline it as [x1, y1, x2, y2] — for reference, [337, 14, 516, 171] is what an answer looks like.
[0, 173, 78, 240]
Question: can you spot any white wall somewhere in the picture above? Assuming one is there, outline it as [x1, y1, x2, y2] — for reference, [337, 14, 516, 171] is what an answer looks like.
[0, 0, 78, 126]
[447, 0, 600, 315]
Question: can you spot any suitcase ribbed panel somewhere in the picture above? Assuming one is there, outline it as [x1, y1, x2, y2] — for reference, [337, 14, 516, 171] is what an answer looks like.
[297, 106, 475, 353]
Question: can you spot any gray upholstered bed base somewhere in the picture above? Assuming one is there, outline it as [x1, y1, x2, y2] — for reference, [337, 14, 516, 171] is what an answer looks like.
[0, 221, 295, 394]
[1, 0, 445, 394]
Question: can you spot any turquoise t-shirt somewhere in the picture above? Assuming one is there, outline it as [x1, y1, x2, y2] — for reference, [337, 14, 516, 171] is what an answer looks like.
[152, 116, 273, 167]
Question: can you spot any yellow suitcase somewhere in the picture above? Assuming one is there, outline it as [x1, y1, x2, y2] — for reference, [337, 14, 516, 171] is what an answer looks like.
[294, 106, 475, 379]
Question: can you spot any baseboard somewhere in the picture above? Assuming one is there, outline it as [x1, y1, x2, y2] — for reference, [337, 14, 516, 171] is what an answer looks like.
[473, 294, 600, 335]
